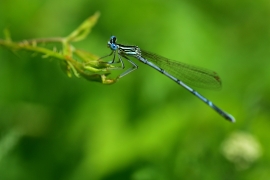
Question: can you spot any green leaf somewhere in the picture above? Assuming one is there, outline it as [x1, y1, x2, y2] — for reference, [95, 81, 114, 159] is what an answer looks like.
[65, 12, 100, 42]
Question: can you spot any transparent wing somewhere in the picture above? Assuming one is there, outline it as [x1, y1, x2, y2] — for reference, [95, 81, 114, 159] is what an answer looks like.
[141, 50, 222, 90]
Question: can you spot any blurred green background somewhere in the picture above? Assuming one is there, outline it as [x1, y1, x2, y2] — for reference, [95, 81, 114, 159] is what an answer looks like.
[0, 0, 270, 179]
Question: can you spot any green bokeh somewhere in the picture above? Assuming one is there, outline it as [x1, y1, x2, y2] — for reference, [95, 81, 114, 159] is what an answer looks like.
[0, 0, 270, 179]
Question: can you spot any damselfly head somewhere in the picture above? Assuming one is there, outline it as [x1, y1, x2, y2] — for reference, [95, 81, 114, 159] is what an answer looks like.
[108, 36, 118, 51]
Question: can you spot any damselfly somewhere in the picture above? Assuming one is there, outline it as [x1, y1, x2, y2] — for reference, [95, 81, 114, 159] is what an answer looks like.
[102, 36, 235, 123]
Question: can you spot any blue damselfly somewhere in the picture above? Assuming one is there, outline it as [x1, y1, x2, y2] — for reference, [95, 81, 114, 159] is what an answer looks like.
[102, 36, 235, 123]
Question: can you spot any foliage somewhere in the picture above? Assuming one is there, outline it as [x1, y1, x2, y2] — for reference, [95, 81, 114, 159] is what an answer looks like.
[0, 0, 270, 180]
[0, 12, 116, 84]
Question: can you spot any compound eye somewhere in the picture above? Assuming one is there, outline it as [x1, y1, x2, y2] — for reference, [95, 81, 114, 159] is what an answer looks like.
[112, 36, 116, 42]
[110, 43, 117, 50]
[110, 36, 117, 43]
